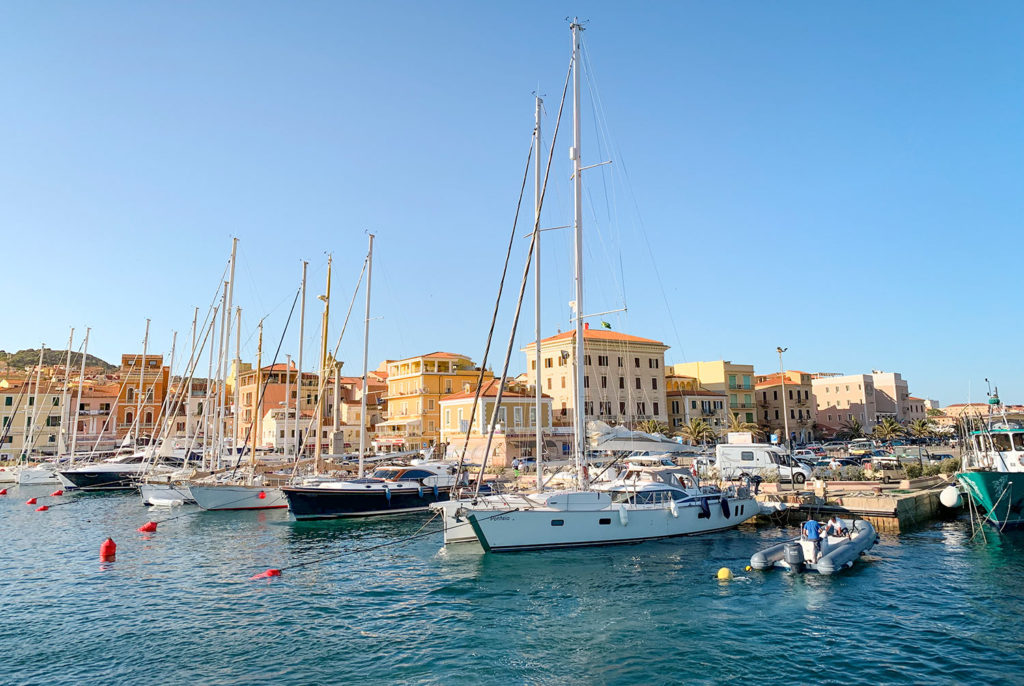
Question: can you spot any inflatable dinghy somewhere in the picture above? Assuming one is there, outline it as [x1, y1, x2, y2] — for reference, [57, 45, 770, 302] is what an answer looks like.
[750, 518, 878, 575]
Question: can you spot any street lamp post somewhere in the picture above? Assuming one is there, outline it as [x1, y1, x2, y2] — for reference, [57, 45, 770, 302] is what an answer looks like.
[777, 347, 790, 450]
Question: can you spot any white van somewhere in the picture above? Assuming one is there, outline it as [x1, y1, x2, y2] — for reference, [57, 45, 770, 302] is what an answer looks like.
[715, 443, 812, 484]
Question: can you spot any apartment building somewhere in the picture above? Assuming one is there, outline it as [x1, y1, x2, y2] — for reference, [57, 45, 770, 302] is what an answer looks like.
[664, 373, 728, 433]
[811, 373, 877, 435]
[376, 352, 492, 451]
[116, 354, 169, 439]
[236, 362, 321, 452]
[521, 325, 669, 428]
[669, 360, 756, 424]
[754, 370, 815, 444]
[439, 379, 563, 467]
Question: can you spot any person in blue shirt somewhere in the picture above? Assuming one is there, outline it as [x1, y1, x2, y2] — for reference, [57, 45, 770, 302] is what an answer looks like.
[802, 517, 823, 562]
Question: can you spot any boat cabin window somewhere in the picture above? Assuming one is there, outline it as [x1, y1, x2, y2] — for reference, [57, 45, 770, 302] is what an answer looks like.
[370, 469, 401, 480]
[401, 470, 434, 479]
[989, 434, 1012, 452]
[1013, 433, 1024, 451]
[623, 489, 676, 505]
[740, 451, 754, 462]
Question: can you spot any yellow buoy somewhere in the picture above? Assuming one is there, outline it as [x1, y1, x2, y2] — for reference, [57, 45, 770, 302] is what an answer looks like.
[745, 565, 752, 572]
[717, 567, 733, 581]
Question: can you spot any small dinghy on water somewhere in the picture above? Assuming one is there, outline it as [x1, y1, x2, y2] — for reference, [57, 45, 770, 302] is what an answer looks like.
[750, 518, 878, 575]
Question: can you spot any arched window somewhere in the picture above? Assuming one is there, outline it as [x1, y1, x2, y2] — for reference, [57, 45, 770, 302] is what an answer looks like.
[125, 411, 134, 425]
[145, 411, 153, 426]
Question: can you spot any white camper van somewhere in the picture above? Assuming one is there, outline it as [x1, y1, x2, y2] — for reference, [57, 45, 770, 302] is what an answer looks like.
[715, 443, 812, 484]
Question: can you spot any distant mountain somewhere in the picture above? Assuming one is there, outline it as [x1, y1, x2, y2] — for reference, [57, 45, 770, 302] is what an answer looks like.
[0, 348, 118, 373]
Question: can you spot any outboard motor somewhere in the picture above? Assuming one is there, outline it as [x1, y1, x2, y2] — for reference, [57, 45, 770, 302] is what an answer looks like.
[783, 542, 805, 573]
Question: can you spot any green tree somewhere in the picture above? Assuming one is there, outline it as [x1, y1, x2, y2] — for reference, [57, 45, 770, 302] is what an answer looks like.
[908, 418, 933, 438]
[678, 418, 716, 445]
[872, 417, 906, 441]
[926, 408, 944, 418]
[723, 413, 764, 439]
[837, 417, 865, 440]
[636, 419, 669, 435]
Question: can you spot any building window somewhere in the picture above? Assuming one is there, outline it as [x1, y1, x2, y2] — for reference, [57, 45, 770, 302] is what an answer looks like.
[618, 377, 625, 389]
[529, 407, 537, 425]
[635, 378, 642, 390]
[445, 409, 451, 427]
[671, 401, 679, 414]
[728, 375, 736, 389]
[653, 402, 659, 416]
[636, 402, 647, 415]
[762, 391, 767, 402]
[773, 390, 778, 401]
[618, 357, 624, 367]
[52, 397, 59, 406]
[584, 376, 590, 389]
[584, 401, 594, 416]
[514, 407, 523, 426]
[561, 403, 567, 417]
[544, 358, 553, 369]
[530, 360, 536, 370]
[691, 400, 697, 409]
[790, 409, 795, 419]
[651, 378, 658, 390]
[600, 376, 607, 389]
[598, 355, 608, 366]
[561, 377, 566, 389]
[774, 410, 779, 420]
[788, 389, 793, 400]
[634, 357, 641, 368]
[584, 355, 592, 366]
[3, 397, 10, 406]
[764, 410, 769, 420]
[546, 378, 552, 390]
[619, 401, 626, 415]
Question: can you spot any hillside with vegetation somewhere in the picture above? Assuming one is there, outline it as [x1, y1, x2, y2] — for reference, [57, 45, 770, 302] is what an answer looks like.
[0, 348, 117, 372]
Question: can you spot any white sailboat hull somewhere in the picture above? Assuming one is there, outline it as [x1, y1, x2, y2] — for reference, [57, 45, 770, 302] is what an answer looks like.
[189, 483, 288, 511]
[140, 482, 196, 506]
[0, 467, 20, 484]
[464, 495, 760, 552]
[17, 466, 62, 485]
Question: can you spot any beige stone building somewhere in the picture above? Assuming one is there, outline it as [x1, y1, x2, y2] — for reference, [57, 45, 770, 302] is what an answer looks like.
[439, 379, 564, 467]
[664, 372, 728, 433]
[811, 373, 878, 435]
[521, 326, 669, 428]
[669, 360, 756, 425]
[755, 370, 816, 444]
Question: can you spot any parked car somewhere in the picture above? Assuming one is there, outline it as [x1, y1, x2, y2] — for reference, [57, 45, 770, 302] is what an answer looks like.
[849, 440, 877, 457]
[793, 449, 817, 461]
[865, 456, 906, 484]
[929, 452, 956, 465]
[803, 444, 826, 457]
[822, 441, 847, 452]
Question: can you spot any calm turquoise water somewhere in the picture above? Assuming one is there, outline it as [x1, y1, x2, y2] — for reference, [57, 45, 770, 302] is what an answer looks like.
[3, 484, 1022, 685]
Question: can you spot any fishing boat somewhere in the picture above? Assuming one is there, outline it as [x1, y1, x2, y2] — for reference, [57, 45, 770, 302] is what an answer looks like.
[954, 394, 1024, 529]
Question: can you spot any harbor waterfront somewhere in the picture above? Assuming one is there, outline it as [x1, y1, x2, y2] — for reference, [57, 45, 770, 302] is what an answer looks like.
[3, 486, 1023, 685]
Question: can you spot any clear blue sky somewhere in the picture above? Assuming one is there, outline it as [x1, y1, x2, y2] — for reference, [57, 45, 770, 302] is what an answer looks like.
[3, 2, 1022, 406]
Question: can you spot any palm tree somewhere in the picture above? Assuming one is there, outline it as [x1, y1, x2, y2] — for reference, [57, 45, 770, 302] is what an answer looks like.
[872, 417, 906, 442]
[636, 419, 669, 435]
[837, 417, 865, 440]
[908, 418, 933, 439]
[723, 413, 764, 439]
[678, 418, 716, 445]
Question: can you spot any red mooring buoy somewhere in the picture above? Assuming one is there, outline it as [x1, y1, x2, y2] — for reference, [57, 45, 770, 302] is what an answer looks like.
[50, 489, 63, 496]
[258, 491, 267, 499]
[249, 568, 282, 580]
[25, 497, 37, 505]
[100, 537, 116, 562]
[138, 521, 158, 533]
[35, 505, 49, 511]
[0, 488, 7, 496]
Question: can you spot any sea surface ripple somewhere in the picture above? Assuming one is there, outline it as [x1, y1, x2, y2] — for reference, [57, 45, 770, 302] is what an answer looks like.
[2, 485, 1023, 685]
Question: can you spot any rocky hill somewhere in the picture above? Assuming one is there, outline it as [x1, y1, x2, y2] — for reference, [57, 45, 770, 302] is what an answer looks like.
[0, 348, 118, 373]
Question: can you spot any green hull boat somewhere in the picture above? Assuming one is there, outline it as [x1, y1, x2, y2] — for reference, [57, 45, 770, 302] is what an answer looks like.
[957, 471, 1024, 528]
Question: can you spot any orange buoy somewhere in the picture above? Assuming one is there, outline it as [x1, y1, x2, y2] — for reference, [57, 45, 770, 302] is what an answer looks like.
[249, 568, 282, 580]
[35, 505, 49, 511]
[50, 489, 63, 496]
[25, 497, 37, 505]
[258, 491, 266, 499]
[138, 521, 158, 533]
[100, 537, 116, 561]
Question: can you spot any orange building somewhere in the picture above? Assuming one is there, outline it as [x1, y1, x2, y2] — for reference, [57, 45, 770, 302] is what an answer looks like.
[116, 354, 169, 440]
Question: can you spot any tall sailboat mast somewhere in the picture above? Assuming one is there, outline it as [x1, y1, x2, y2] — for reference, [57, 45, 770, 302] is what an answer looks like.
[571, 19, 587, 489]
[138, 319, 150, 446]
[188, 307, 197, 446]
[253, 319, 263, 466]
[234, 306, 242, 452]
[296, 261, 307, 458]
[358, 233, 374, 479]
[70, 327, 89, 465]
[59, 328, 75, 456]
[533, 95, 544, 493]
[316, 255, 332, 471]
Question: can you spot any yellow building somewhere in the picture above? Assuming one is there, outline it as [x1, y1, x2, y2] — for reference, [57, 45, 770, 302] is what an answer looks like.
[376, 352, 493, 451]
[522, 326, 669, 428]
[669, 360, 756, 424]
[439, 379, 561, 467]
[664, 373, 728, 433]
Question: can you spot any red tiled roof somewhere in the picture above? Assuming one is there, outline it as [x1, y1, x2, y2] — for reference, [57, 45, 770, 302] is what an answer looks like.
[536, 329, 665, 346]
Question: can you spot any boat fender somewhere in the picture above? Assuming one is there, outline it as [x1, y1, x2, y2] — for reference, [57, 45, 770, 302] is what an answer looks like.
[385, 487, 391, 502]
[721, 497, 730, 519]
[258, 491, 266, 500]
[433, 484, 439, 499]
[25, 498, 37, 505]
[0, 488, 6, 496]
[618, 504, 629, 526]
[669, 499, 679, 518]
[698, 497, 710, 519]
[35, 505, 48, 511]
[51, 489, 63, 497]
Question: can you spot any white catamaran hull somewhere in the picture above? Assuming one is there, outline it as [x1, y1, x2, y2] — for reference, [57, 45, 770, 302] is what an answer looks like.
[189, 484, 288, 511]
[464, 495, 759, 552]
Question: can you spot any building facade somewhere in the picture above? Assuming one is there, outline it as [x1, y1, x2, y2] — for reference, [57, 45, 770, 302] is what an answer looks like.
[664, 373, 728, 434]
[754, 370, 816, 444]
[811, 373, 878, 435]
[376, 352, 493, 451]
[522, 326, 669, 429]
[116, 354, 169, 440]
[669, 360, 756, 425]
